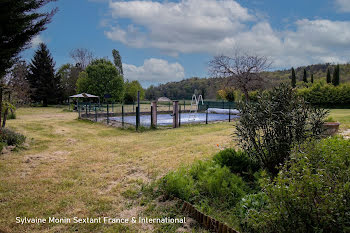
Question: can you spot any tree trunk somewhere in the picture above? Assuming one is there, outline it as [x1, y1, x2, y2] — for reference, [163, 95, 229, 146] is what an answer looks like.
[2, 107, 8, 128]
[0, 86, 2, 133]
[43, 98, 48, 107]
[243, 89, 250, 102]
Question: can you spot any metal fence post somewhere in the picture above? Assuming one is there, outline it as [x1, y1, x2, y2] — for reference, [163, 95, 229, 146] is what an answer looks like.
[151, 106, 153, 128]
[78, 101, 81, 118]
[229, 104, 231, 122]
[136, 106, 139, 130]
[107, 104, 109, 124]
[179, 105, 181, 127]
[173, 101, 179, 128]
[122, 105, 124, 127]
[206, 104, 209, 124]
[95, 106, 97, 122]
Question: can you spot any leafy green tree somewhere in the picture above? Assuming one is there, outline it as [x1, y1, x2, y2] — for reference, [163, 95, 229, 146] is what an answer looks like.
[326, 68, 332, 83]
[302, 69, 308, 83]
[57, 63, 82, 99]
[332, 64, 340, 86]
[7, 61, 31, 105]
[124, 80, 144, 103]
[27, 43, 62, 106]
[291, 67, 296, 88]
[76, 58, 124, 102]
[112, 49, 123, 75]
[0, 0, 56, 129]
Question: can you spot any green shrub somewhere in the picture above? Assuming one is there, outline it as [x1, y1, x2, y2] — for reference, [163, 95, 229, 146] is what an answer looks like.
[244, 138, 350, 233]
[162, 160, 247, 207]
[197, 165, 246, 206]
[1, 128, 26, 146]
[0, 141, 7, 152]
[237, 192, 269, 231]
[213, 148, 260, 176]
[236, 84, 328, 175]
[298, 82, 350, 107]
[7, 111, 16, 119]
[161, 167, 198, 201]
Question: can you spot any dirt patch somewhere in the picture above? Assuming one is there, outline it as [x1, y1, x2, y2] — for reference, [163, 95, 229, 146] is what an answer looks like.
[21, 151, 69, 177]
[341, 129, 350, 139]
[66, 138, 78, 145]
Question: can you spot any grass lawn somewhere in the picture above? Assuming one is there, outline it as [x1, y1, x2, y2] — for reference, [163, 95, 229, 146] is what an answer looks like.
[0, 107, 235, 233]
[329, 109, 350, 130]
[0, 107, 349, 232]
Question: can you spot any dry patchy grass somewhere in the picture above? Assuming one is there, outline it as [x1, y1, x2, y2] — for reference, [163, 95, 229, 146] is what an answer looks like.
[0, 107, 235, 233]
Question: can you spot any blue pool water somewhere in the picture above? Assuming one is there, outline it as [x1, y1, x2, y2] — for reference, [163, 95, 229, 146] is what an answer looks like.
[110, 113, 239, 126]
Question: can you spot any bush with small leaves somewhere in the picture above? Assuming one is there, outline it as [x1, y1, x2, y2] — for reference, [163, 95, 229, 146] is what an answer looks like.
[236, 84, 328, 175]
[243, 138, 350, 233]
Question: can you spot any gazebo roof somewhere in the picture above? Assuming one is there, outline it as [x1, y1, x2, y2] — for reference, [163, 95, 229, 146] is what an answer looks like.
[157, 97, 171, 102]
[69, 93, 99, 98]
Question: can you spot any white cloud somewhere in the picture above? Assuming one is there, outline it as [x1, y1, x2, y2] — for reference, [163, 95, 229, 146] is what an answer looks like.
[30, 35, 43, 47]
[123, 58, 185, 83]
[104, 0, 350, 68]
[335, 0, 350, 12]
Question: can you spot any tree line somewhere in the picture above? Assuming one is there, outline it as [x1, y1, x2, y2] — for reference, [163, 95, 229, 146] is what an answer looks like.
[7, 45, 144, 107]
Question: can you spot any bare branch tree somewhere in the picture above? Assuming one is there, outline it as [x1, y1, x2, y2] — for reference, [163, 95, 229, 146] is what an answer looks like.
[69, 48, 93, 69]
[209, 51, 271, 101]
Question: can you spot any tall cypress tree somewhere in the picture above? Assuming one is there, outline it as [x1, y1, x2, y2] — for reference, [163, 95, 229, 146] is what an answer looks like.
[311, 74, 314, 83]
[291, 67, 296, 88]
[326, 68, 331, 83]
[112, 49, 123, 75]
[28, 43, 61, 106]
[303, 69, 308, 83]
[332, 65, 340, 86]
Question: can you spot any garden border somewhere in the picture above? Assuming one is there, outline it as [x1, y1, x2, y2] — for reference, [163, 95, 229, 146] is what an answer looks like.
[172, 196, 240, 233]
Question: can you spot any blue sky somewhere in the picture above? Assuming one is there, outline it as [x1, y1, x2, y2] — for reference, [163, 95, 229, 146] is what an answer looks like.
[22, 0, 350, 87]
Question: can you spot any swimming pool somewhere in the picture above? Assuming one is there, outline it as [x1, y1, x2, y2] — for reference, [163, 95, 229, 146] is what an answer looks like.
[110, 113, 239, 126]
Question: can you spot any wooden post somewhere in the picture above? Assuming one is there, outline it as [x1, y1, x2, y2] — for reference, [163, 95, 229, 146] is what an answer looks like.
[173, 101, 179, 128]
[85, 104, 88, 118]
[183, 99, 186, 111]
[151, 101, 157, 128]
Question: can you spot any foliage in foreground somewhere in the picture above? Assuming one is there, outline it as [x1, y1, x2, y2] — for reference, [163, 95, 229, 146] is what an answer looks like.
[160, 149, 260, 229]
[0, 128, 26, 146]
[242, 137, 350, 233]
[236, 84, 328, 175]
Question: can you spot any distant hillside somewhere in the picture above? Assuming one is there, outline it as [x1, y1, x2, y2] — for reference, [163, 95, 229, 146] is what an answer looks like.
[145, 63, 350, 100]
